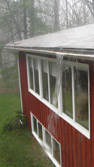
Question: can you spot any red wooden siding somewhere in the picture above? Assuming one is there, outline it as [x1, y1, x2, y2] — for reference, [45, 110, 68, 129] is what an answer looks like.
[19, 52, 94, 167]
[19, 52, 31, 129]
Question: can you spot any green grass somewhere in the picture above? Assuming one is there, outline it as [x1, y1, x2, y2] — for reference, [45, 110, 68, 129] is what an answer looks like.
[0, 93, 54, 167]
[0, 93, 20, 132]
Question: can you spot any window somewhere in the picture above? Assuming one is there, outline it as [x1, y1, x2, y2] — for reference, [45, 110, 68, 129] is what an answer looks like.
[33, 58, 39, 94]
[32, 115, 43, 141]
[61, 63, 89, 136]
[53, 138, 61, 164]
[45, 130, 51, 152]
[33, 116, 37, 134]
[41, 60, 49, 100]
[74, 68, 89, 129]
[49, 62, 58, 107]
[28, 57, 34, 90]
[38, 122, 43, 140]
[28, 57, 40, 95]
[62, 66, 73, 118]
[27, 55, 58, 110]
[31, 113, 61, 167]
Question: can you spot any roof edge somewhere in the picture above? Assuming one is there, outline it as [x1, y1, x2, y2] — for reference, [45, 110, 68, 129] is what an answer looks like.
[4, 46, 94, 61]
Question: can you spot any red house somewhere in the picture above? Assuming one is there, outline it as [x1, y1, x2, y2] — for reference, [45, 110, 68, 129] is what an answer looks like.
[5, 24, 94, 167]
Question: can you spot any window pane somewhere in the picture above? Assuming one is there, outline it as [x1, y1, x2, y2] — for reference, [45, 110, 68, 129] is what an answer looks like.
[45, 130, 51, 152]
[41, 60, 49, 100]
[62, 66, 73, 118]
[33, 116, 37, 134]
[49, 62, 58, 107]
[53, 139, 60, 164]
[74, 68, 89, 129]
[38, 122, 43, 140]
[33, 58, 39, 94]
[28, 57, 34, 90]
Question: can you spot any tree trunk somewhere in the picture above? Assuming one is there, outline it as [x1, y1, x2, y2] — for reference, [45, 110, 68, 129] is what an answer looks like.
[53, 0, 60, 31]
[30, 0, 35, 37]
[83, 0, 94, 19]
[5, 0, 22, 40]
[65, 0, 69, 28]
[23, 0, 27, 39]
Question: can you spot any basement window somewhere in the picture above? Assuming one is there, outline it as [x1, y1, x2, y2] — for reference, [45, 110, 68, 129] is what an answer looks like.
[33, 116, 37, 134]
[38, 122, 43, 141]
[53, 138, 61, 164]
[45, 130, 51, 152]
[31, 113, 61, 167]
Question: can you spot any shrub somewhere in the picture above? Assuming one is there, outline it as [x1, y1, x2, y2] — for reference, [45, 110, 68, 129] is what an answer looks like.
[2, 111, 28, 133]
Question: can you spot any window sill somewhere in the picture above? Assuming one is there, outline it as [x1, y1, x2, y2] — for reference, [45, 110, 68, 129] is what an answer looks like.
[60, 113, 90, 139]
[28, 89, 58, 114]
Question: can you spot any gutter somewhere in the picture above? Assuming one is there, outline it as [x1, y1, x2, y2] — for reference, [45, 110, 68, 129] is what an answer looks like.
[4, 46, 94, 61]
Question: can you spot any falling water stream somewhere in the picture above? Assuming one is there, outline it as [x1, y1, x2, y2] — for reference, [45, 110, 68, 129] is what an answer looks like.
[47, 54, 64, 135]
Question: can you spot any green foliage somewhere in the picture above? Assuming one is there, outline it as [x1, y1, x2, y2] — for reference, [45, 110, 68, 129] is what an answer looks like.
[2, 111, 28, 133]
[0, 93, 21, 132]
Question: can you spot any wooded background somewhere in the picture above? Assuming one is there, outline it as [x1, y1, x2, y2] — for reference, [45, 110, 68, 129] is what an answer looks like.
[0, 0, 94, 66]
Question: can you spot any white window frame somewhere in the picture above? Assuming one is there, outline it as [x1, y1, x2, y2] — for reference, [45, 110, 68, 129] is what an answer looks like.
[60, 61, 90, 139]
[30, 112, 62, 167]
[44, 129, 52, 153]
[27, 56, 40, 98]
[26, 54, 58, 113]
[27, 54, 90, 139]
[37, 121, 43, 142]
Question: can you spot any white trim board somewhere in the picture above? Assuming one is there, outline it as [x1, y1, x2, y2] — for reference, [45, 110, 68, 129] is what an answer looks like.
[17, 55, 23, 112]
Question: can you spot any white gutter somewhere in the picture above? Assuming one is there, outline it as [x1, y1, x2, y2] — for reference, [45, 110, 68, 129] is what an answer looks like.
[4, 46, 94, 61]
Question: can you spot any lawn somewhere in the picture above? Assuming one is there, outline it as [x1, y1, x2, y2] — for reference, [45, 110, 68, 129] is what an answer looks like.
[0, 93, 54, 167]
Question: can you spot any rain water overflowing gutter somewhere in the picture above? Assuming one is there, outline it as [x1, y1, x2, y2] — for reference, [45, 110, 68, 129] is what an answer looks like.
[4, 46, 94, 61]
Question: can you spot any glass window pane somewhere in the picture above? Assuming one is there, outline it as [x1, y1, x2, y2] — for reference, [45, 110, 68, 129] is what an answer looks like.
[62, 66, 73, 118]
[33, 58, 39, 94]
[41, 60, 49, 100]
[38, 122, 43, 140]
[28, 57, 34, 90]
[53, 139, 60, 164]
[45, 130, 51, 152]
[49, 62, 58, 107]
[74, 68, 89, 129]
[33, 116, 37, 134]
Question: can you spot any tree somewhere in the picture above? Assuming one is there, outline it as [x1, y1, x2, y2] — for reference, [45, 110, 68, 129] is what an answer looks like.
[53, 0, 60, 31]
[82, 0, 94, 19]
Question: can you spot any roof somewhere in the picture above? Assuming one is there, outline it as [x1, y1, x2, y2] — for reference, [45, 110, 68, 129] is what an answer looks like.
[6, 24, 94, 50]
[5, 24, 94, 60]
